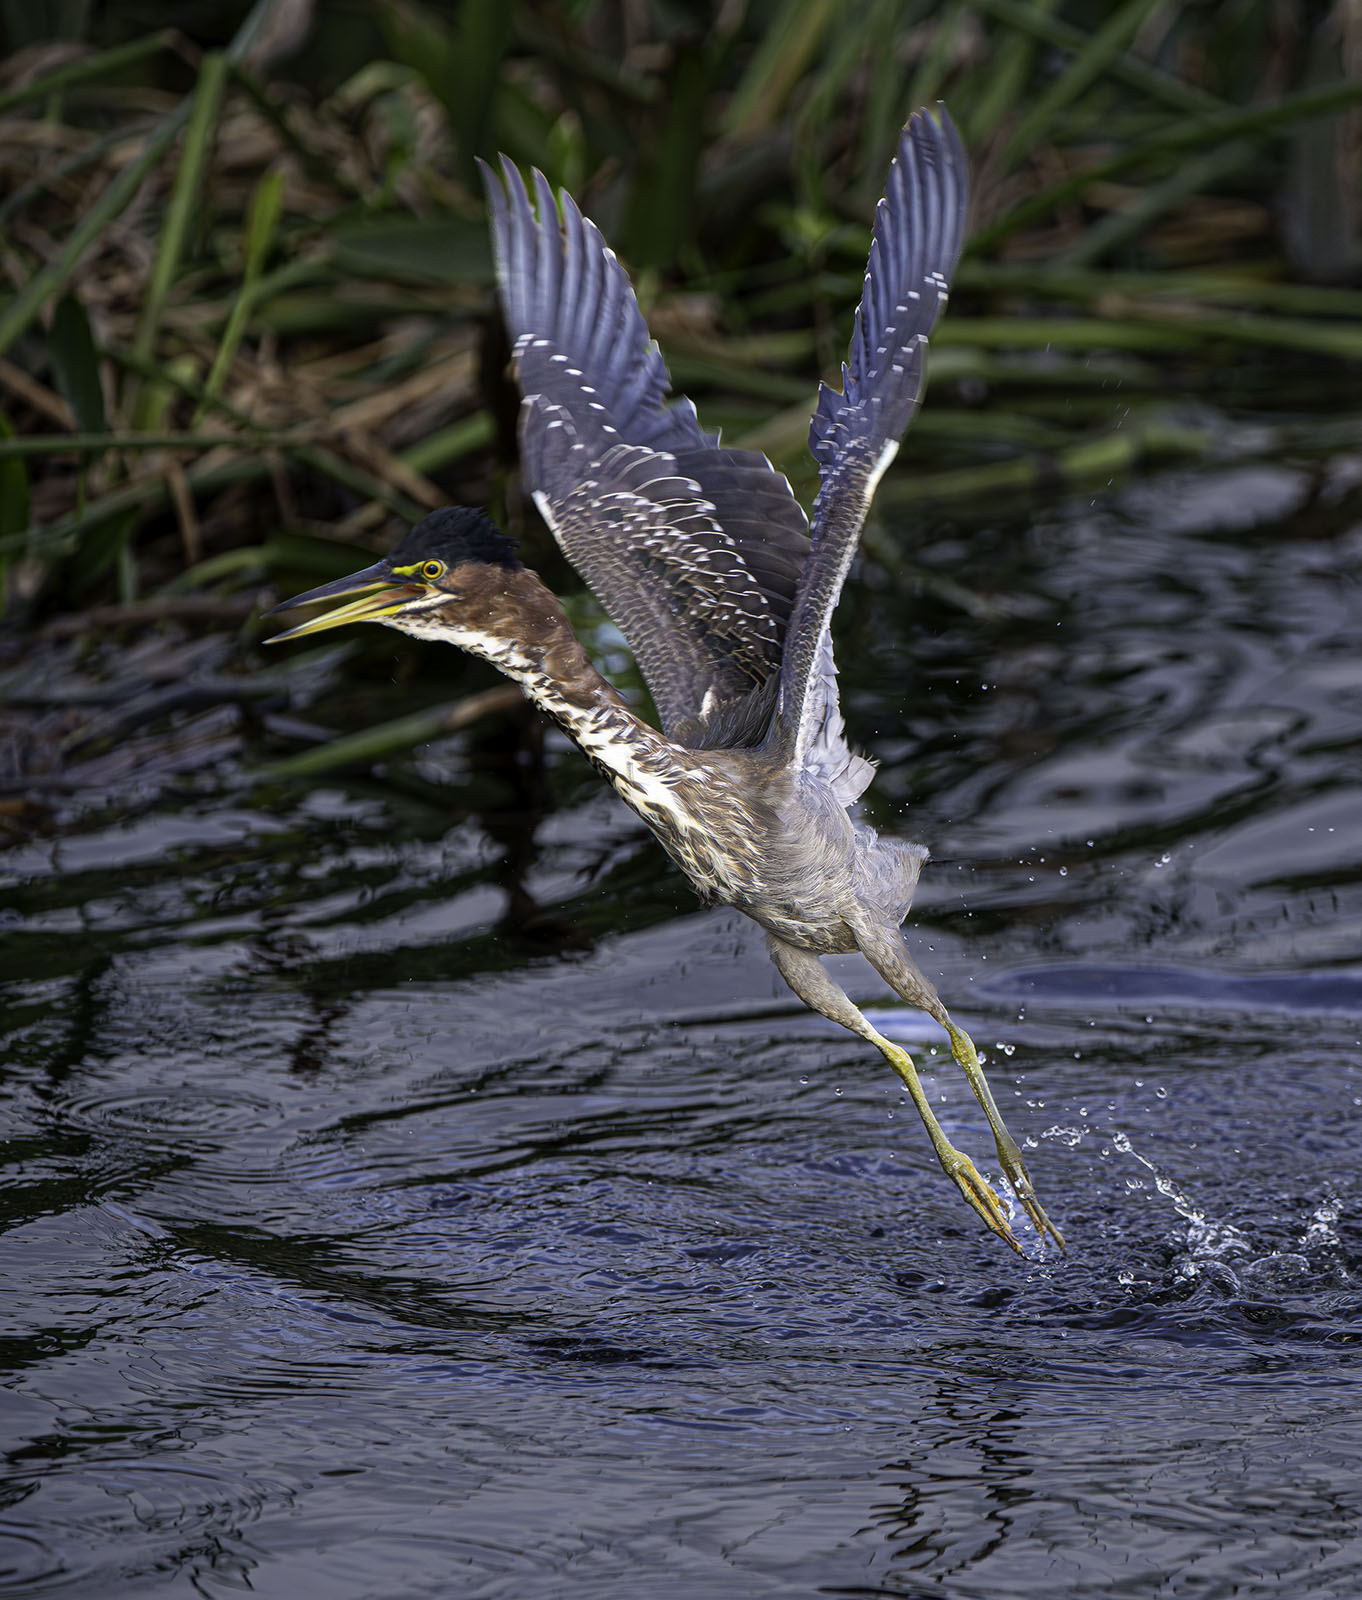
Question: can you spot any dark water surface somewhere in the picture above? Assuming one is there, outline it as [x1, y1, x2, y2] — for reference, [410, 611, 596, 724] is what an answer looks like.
[4, 454, 1362, 1597]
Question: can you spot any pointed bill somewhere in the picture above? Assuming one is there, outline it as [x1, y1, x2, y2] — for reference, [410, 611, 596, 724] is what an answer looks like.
[264, 563, 422, 643]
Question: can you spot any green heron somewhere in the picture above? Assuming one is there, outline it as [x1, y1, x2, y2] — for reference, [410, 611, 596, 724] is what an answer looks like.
[270, 108, 1062, 1253]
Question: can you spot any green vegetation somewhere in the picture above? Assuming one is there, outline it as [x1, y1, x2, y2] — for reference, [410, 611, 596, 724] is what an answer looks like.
[2, 0, 1360, 777]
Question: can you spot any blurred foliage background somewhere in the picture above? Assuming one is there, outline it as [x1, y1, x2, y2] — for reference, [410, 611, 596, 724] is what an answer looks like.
[1, 0, 1361, 781]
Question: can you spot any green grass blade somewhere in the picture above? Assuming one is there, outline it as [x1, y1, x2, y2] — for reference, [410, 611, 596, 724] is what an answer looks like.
[0, 410, 30, 539]
[255, 688, 522, 781]
[723, 0, 841, 138]
[880, 418, 1214, 505]
[967, 0, 1223, 116]
[0, 433, 251, 457]
[935, 316, 1202, 351]
[907, 1, 967, 112]
[1057, 138, 1258, 268]
[449, 0, 515, 170]
[1000, 0, 1169, 169]
[197, 166, 286, 417]
[244, 164, 286, 276]
[957, 260, 1362, 317]
[626, 41, 709, 269]
[964, 0, 1061, 144]
[131, 52, 231, 377]
[48, 295, 108, 434]
[0, 29, 175, 117]
[399, 413, 495, 475]
[856, 0, 920, 204]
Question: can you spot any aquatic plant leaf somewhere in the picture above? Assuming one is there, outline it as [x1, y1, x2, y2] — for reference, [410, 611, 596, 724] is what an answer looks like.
[48, 295, 107, 436]
[330, 218, 491, 284]
[0, 409, 30, 539]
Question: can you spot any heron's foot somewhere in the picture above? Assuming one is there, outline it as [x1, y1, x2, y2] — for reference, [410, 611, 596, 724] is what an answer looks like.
[938, 1146, 1023, 1255]
[943, 1020, 1066, 1252]
[996, 1146, 1065, 1251]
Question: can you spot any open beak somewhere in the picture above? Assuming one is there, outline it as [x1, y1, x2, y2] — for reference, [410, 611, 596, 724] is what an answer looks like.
[265, 562, 423, 643]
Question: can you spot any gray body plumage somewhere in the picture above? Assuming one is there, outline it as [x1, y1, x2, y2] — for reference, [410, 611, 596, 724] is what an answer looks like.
[479, 109, 966, 954]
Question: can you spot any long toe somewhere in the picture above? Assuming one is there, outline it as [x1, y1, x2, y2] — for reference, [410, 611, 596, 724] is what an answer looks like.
[996, 1146, 1066, 1251]
[940, 1019, 1067, 1252]
[1010, 1170, 1066, 1251]
[942, 1150, 1023, 1254]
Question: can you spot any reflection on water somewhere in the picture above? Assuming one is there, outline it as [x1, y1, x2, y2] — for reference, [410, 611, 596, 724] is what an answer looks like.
[3, 456, 1362, 1596]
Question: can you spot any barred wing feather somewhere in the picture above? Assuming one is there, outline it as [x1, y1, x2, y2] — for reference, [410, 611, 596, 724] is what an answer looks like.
[481, 157, 811, 742]
[778, 109, 969, 791]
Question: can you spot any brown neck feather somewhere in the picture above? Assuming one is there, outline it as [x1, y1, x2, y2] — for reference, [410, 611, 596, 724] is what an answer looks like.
[418, 564, 693, 798]
[452, 565, 630, 720]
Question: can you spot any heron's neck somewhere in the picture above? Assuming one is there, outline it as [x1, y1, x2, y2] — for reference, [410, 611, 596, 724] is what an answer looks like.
[428, 568, 676, 786]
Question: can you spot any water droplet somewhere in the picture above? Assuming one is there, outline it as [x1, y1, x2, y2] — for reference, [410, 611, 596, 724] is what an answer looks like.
[1058, 866, 1068, 876]
[1155, 1086, 1168, 1099]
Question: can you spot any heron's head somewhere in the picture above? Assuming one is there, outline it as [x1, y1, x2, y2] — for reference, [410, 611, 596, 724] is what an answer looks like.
[267, 506, 524, 646]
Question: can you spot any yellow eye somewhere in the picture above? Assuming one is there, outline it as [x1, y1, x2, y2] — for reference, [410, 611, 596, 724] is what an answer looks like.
[421, 559, 446, 581]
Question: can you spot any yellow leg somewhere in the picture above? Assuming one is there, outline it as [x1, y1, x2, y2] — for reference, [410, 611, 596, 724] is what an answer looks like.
[867, 1025, 1022, 1254]
[853, 926, 1065, 1251]
[767, 934, 1022, 1252]
[944, 1018, 1066, 1251]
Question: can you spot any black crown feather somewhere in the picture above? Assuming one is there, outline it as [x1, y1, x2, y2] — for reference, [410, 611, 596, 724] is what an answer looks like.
[391, 506, 522, 571]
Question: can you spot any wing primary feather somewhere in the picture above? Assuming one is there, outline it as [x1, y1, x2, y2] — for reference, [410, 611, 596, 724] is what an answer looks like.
[779, 106, 968, 782]
[558, 184, 587, 355]
[530, 169, 562, 333]
[502, 157, 536, 332]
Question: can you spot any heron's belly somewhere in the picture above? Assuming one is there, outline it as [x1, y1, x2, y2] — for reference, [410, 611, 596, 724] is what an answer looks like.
[741, 903, 857, 954]
[604, 756, 858, 952]
[637, 803, 858, 953]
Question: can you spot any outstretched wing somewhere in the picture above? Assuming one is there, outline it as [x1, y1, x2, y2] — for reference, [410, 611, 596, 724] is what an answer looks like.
[480, 157, 811, 743]
[777, 108, 968, 791]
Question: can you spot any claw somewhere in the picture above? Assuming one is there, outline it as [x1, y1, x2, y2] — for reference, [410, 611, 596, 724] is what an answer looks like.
[1001, 1155, 1066, 1251]
[941, 1148, 1023, 1254]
